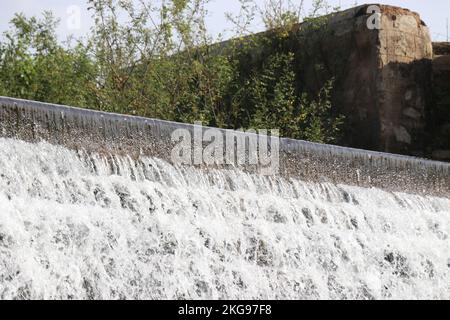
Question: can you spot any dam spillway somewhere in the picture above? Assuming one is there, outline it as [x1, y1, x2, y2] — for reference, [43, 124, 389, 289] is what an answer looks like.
[0, 96, 448, 197]
[0, 96, 449, 299]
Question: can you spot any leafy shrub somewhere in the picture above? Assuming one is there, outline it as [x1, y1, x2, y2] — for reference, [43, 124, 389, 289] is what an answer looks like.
[0, 0, 344, 144]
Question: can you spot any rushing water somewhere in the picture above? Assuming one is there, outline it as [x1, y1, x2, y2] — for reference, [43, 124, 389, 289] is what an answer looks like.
[0, 137, 449, 300]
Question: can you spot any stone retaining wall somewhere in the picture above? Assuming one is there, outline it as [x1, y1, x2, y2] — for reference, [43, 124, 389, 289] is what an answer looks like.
[431, 42, 450, 161]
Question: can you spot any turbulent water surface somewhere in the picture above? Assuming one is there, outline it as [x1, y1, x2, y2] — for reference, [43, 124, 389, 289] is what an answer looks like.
[0, 137, 449, 300]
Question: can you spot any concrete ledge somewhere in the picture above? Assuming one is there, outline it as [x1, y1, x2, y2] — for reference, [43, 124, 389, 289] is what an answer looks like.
[1, 96, 449, 197]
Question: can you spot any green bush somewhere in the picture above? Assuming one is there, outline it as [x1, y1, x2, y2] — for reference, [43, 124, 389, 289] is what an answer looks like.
[0, 0, 344, 144]
[0, 13, 96, 107]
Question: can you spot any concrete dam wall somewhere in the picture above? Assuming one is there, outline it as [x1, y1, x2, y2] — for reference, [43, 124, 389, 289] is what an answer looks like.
[0, 96, 448, 197]
[1, 97, 450, 300]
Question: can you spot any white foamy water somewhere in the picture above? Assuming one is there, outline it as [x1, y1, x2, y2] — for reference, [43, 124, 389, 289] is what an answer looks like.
[0, 137, 449, 300]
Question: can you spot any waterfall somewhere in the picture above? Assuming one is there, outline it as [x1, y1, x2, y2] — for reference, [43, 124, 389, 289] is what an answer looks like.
[1, 137, 449, 300]
[1, 96, 449, 197]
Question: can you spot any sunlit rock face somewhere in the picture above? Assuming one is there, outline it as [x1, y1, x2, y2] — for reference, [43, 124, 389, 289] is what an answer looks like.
[0, 138, 449, 300]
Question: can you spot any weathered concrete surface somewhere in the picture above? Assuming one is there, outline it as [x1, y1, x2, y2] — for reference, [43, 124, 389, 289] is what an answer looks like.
[0, 96, 448, 197]
[377, 6, 432, 156]
[431, 42, 450, 161]
[320, 5, 432, 155]
[217, 4, 433, 157]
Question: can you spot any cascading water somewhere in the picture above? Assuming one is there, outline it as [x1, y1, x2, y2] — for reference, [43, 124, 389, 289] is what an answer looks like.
[0, 137, 449, 300]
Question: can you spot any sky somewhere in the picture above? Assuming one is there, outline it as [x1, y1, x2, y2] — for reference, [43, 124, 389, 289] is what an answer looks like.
[0, 0, 449, 42]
